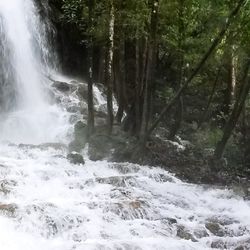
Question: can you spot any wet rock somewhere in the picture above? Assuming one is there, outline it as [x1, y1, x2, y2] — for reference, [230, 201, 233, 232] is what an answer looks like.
[103, 200, 149, 220]
[129, 201, 141, 209]
[67, 152, 85, 165]
[193, 228, 209, 238]
[167, 217, 177, 224]
[232, 184, 250, 200]
[96, 176, 133, 187]
[176, 225, 198, 242]
[205, 222, 225, 237]
[234, 246, 244, 250]
[18, 143, 67, 151]
[110, 163, 141, 175]
[234, 238, 250, 250]
[0, 180, 17, 195]
[77, 84, 88, 100]
[66, 105, 81, 113]
[68, 121, 87, 152]
[88, 134, 114, 161]
[52, 81, 70, 92]
[211, 240, 227, 249]
[0, 203, 17, 217]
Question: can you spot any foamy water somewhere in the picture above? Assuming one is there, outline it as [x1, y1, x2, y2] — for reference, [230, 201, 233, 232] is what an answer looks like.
[0, 143, 249, 250]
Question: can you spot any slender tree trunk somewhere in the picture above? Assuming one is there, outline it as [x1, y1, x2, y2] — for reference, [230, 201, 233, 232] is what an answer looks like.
[87, 0, 95, 136]
[105, 0, 115, 133]
[224, 47, 237, 117]
[198, 67, 221, 128]
[135, 37, 141, 134]
[146, 0, 245, 138]
[140, 38, 148, 97]
[115, 44, 125, 123]
[140, 0, 159, 144]
[214, 59, 250, 160]
[97, 47, 105, 83]
[168, 0, 184, 140]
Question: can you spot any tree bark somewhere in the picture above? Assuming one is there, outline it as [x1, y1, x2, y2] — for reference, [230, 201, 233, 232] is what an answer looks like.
[140, 0, 159, 144]
[214, 59, 250, 160]
[198, 66, 221, 128]
[87, 0, 95, 136]
[168, 0, 185, 140]
[105, 0, 115, 133]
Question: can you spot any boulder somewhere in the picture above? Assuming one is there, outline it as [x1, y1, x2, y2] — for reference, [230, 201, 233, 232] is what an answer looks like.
[0, 203, 17, 217]
[205, 222, 225, 237]
[68, 121, 87, 152]
[52, 81, 70, 92]
[77, 84, 88, 100]
[176, 225, 197, 242]
[67, 152, 85, 165]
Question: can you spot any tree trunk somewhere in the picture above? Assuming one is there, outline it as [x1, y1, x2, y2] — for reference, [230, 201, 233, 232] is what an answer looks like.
[198, 66, 221, 128]
[168, 0, 185, 140]
[115, 42, 125, 124]
[105, 0, 115, 133]
[135, 37, 141, 135]
[140, 0, 159, 144]
[214, 59, 250, 160]
[87, 0, 95, 136]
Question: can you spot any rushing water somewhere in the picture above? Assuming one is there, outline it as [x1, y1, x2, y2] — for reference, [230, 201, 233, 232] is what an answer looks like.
[0, 0, 67, 144]
[0, 1, 249, 250]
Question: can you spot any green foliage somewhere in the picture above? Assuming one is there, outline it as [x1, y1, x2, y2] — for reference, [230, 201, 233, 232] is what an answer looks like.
[194, 128, 223, 149]
[59, 0, 250, 172]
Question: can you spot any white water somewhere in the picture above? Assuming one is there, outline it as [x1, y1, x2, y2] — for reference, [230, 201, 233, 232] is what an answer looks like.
[0, 0, 68, 144]
[0, 144, 249, 250]
[0, 1, 249, 250]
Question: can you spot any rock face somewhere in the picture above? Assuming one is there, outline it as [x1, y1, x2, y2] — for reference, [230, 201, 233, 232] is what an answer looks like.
[68, 121, 87, 152]
[67, 152, 85, 165]
[52, 81, 70, 92]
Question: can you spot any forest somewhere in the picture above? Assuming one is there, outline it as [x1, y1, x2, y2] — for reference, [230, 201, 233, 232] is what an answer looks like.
[46, 0, 250, 183]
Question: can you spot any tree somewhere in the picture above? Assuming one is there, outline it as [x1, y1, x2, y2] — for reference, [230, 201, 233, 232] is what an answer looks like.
[214, 59, 250, 160]
[87, 0, 95, 136]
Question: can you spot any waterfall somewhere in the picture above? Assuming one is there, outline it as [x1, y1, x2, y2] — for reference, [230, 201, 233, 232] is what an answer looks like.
[0, 0, 68, 144]
[0, 1, 249, 250]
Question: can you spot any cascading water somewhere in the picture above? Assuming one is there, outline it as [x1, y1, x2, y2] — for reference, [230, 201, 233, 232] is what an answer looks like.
[0, 1, 249, 250]
[0, 0, 67, 144]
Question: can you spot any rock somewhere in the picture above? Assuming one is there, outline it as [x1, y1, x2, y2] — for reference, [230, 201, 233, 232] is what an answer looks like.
[67, 152, 85, 165]
[18, 143, 67, 151]
[205, 222, 225, 237]
[52, 81, 70, 92]
[129, 201, 141, 209]
[96, 176, 133, 187]
[211, 240, 227, 249]
[234, 246, 244, 250]
[66, 105, 81, 113]
[88, 134, 113, 161]
[0, 180, 17, 195]
[77, 84, 88, 100]
[234, 238, 250, 250]
[176, 225, 197, 242]
[0, 203, 17, 216]
[167, 217, 177, 224]
[193, 229, 209, 238]
[69, 121, 87, 152]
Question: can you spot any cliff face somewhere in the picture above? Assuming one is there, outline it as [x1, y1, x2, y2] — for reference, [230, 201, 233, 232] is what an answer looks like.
[45, 0, 88, 77]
